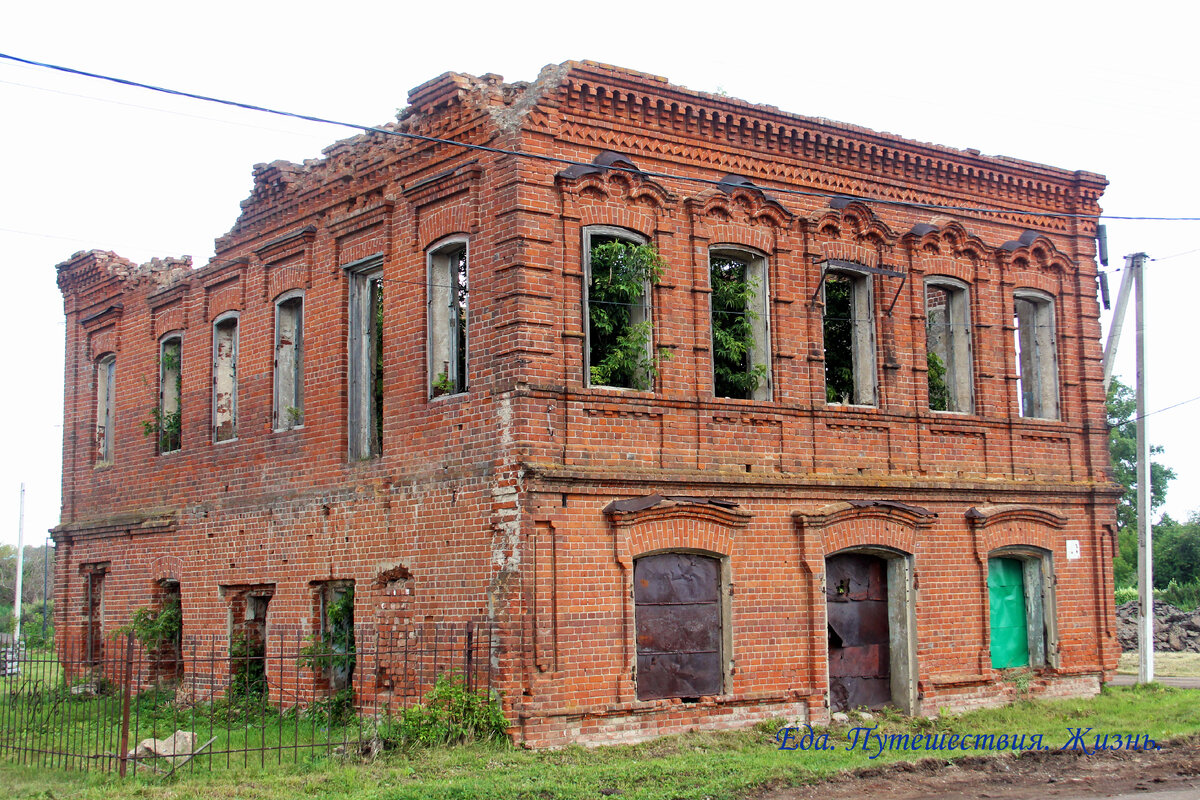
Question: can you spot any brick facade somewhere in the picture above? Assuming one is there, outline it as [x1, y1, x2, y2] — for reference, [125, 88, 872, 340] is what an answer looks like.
[53, 61, 1119, 747]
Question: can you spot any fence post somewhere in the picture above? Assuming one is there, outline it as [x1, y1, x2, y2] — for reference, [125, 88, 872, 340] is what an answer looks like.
[118, 632, 134, 777]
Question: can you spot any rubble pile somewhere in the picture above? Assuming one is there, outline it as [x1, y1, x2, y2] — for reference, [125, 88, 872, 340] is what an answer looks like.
[1115, 601, 1200, 652]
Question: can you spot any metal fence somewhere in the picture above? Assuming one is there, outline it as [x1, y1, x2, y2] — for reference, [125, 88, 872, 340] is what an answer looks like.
[0, 621, 493, 777]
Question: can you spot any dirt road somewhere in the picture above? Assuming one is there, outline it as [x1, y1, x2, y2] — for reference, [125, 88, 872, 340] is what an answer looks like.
[758, 733, 1200, 800]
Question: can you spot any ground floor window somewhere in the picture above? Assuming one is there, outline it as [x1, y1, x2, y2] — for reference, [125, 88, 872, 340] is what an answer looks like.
[81, 563, 108, 665]
[222, 584, 274, 699]
[309, 581, 355, 693]
[633, 552, 723, 700]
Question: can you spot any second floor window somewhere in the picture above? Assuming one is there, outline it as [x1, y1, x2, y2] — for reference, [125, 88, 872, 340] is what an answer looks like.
[1014, 291, 1059, 419]
[155, 335, 182, 453]
[95, 354, 116, 464]
[213, 315, 239, 442]
[427, 240, 468, 397]
[925, 280, 973, 413]
[823, 270, 876, 406]
[274, 294, 304, 430]
[584, 227, 663, 391]
[346, 256, 384, 459]
[710, 248, 770, 400]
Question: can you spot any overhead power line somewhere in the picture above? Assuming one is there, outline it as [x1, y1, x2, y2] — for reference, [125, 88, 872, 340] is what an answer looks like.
[4, 51, 1200, 223]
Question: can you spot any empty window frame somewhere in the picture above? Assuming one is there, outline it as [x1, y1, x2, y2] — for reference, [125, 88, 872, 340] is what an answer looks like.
[212, 314, 239, 442]
[924, 279, 973, 413]
[1013, 291, 1059, 419]
[274, 293, 304, 430]
[634, 552, 725, 700]
[312, 580, 355, 692]
[584, 227, 657, 390]
[95, 354, 116, 464]
[346, 256, 385, 459]
[427, 239, 469, 397]
[82, 564, 107, 666]
[710, 248, 771, 400]
[822, 270, 876, 405]
[156, 335, 183, 453]
[148, 579, 183, 680]
[223, 584, 274, 699]
[987, 548, 1057, 669]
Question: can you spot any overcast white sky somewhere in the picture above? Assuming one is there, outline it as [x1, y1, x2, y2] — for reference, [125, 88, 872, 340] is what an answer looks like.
[2, 1, 1198, 549]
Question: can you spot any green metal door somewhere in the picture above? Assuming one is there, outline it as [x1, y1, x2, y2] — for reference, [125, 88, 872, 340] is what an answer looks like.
[988, 557, 1029, 669]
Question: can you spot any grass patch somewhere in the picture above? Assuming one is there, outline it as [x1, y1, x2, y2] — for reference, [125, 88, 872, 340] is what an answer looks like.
[1117, 651, 1200, 677]
[1, 683, 1198, 799]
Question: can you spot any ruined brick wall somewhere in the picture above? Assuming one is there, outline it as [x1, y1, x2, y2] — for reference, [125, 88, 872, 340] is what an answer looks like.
[52, 72, 535, 705]
[54, 61, 1119, 746]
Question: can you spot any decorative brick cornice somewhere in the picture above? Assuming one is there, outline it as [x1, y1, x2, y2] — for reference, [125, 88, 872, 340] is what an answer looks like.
[543, 61, 1104, 222]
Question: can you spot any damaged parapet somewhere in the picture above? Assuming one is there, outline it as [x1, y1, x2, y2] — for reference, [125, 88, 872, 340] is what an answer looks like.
[57, 250, 193, 294]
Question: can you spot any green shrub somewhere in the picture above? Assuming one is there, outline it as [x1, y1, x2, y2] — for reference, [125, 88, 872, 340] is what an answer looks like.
[229, 631, 267, 701]
[1158, 578, 1200, 611]
[588, 240, 667, 390]
[710, 255, 767, 399]
[384, 675, 507, 747]
[1114, 579, 1200, 611]
[1115, 585, 1138, 606]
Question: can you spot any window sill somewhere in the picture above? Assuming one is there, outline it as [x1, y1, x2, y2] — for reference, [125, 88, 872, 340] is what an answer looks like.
[712, 394, 773, 404]
[273, 425, 305, 434]
[586, 384, 657, 395]
[430, 390, 468, 402]
[213, 437, 239, 446]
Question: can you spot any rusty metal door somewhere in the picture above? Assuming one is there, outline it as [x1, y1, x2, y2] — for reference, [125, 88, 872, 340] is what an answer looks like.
[826, 553, 891, 711]
[634, 553, 722, 700]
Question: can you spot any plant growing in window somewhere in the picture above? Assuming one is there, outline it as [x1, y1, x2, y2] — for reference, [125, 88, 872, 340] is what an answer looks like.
[428, 242, 468, 397]
[822, 271, 876, 405]
[431, 370, 456, 398]
[299, 584, 355, 695]
[927, 351, 950, 411]
[823, 276, 855, 403]
[123, 594, 183, 651]
[587, 240, 666, 390]
[710, 254, 768, 399]
[142, 338, 182, 453]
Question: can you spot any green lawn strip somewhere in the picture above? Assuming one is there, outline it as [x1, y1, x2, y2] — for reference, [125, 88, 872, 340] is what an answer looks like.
[3, 685, 1198, 800]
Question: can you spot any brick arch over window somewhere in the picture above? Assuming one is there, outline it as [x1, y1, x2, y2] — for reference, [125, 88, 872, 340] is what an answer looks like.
[605, 495, 751, 570]
[150, 555, 184, 585]
[703, 223, 775, 255]
[605, 495, 749, 703]
[577, 207, 656, 237]
[418, 206, 472, 250]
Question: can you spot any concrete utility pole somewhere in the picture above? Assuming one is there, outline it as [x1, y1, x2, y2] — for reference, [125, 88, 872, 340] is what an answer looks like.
[13, 483, 24, 644]
[1131, 253, 1154, 684]
[1103, 253, 1154, 683]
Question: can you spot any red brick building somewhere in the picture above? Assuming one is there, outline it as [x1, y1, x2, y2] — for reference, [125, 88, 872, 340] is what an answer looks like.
[54, 61, 1119, 746]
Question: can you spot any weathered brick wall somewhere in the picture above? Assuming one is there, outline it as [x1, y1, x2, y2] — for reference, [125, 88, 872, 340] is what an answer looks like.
[54, 61, 1119, 747]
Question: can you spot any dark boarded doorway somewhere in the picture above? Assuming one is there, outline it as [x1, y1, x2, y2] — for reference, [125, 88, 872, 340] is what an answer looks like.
[634, 552, 722, 700]
[826, 552, 891, 711]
